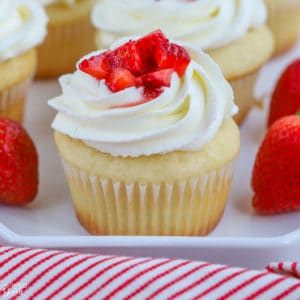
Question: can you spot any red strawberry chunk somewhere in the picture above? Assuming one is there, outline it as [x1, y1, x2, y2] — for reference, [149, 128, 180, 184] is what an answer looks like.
[140, 69, 173, 89]
[106, 68, 138, 92]
[143, 88, 163, 101]
[155, 42, 190, 76]
[78, 30, 190, 97]
[109, 69, 172, 107]
[105, 41, 144, 76]
[79, 52, 110, 80]
[136, 29, 168, 50]
[135, 29, 169, 74]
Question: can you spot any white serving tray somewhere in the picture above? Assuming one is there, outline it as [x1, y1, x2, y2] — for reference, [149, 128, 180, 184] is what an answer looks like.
[0, 40, 300, 271]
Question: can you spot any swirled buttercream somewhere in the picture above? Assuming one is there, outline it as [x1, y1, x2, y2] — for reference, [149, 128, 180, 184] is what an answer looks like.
[92, 0, 267, 49]
[48, 39, 237, 157]
[0, 0, 48, 62]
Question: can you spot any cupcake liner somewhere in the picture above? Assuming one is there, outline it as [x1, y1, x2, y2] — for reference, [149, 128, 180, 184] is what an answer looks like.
[61, 158, 236, 236]
[0, 77, 32, 123]
[230, 70, 259, 125]
[36, 17, 95, 78]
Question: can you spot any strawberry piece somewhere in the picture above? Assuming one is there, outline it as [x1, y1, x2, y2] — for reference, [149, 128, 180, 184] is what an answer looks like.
[109, 69, 172, 107]
[268, 59, 300, 127]
[78, 30, 190, 96]
[105, 41, 144, 76]
[140, 69, 173, 89]
[136, 29, 168, 50]
[135, 29, 169, 73]
[0, 118, 38, 206]
[106, 68, 138, 92]
[143, 88, 163, 101]
[155, 42, 190, 76]
[78, 52, 110, 80]
[251, 114, 300, 214]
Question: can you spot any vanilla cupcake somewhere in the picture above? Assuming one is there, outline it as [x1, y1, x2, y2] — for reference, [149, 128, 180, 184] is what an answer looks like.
[265, 0, 300, 56]
[36, 0, 95, 78]
[92, 0, 274, 124]
[0, 0, 47, 123]
[48, 31, 240, 236]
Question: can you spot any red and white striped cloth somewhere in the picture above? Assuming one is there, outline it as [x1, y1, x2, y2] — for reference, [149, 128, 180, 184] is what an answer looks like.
[0, 246, 300, 299]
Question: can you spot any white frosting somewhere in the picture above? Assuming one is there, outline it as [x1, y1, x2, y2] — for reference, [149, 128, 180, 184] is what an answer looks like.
[92, 0, 267, 50]
[49, 39, 237, 157]
[0, 0, 48, 62]
[39, 0, 76, 6]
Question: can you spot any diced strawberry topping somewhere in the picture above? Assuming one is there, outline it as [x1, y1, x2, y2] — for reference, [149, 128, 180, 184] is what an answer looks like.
[155, 42, 191, 76]
[79, 52, 109, 80]
[106, 68, 138, 92]
[135, 29, 169, 74]
[78, 29, 191, 106]
[105, 41, 144, 76]
[143, 88, 163, 101]
[136, 29, 168, 51]
[140, 69, 173, 89]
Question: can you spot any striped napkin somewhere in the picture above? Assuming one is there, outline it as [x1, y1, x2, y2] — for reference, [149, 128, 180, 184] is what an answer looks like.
[0, 246, 300, 299]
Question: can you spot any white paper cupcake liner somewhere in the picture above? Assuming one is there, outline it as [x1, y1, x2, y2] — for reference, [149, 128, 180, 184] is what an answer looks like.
[0, 77, 32, 123]
[61, 158, 237, 236]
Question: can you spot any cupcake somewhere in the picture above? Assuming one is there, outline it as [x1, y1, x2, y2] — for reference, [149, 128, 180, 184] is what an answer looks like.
[36, 0, 96, 78]
[265, 0, 300, 56]
[0, 0, 47, 123]
[92, 0, 274, 124]
[48, 30, 240, 236]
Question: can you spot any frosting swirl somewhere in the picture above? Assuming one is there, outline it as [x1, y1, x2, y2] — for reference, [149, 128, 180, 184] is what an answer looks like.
[0, 0, 48, 62]
[49, 39, 237, 157]
[92, 0, 267, 50]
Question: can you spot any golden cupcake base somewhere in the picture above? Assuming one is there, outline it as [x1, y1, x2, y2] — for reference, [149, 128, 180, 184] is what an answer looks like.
[54, 118, 240, 236]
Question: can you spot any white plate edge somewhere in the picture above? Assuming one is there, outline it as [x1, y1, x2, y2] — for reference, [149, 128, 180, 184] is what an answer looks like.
[1, 222, 299, 250]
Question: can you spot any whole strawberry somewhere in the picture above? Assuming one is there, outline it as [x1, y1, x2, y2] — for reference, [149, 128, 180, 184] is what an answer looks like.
[267, 58, 300, 127]
[252, 114, 300, 214]
[0, 118, 38, 205]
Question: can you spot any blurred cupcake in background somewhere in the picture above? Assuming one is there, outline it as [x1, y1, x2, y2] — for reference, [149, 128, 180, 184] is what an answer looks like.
[36, 0, 96, 78]
[265, 0, 300, 56]
[0, 0, 47, 123]
[92, 0, 274, 124]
